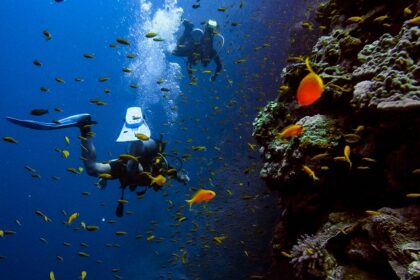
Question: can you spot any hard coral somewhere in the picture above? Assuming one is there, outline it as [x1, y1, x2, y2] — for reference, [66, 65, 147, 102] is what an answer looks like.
[351, 25, 420, 112]
[290, 234, 338, 279]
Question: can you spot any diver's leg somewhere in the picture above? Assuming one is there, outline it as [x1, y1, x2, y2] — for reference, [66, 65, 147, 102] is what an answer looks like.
[173, 20, 194, 57]
[79, 125, 111, 176]
[116, 187, 126, 217]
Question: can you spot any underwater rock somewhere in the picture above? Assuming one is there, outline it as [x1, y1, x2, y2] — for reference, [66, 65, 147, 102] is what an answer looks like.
[351, 24, 420, 112]
[363, 207, 420, 280]
[287, 206, 420, 279]
[290, 233, 339, 279]
[287, 212, 358, 279]
[312, 29, 363, 65]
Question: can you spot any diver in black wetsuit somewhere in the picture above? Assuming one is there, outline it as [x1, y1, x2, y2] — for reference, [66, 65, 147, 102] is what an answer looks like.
[6, 107, 190, 217]
[172, 19, 223, 82]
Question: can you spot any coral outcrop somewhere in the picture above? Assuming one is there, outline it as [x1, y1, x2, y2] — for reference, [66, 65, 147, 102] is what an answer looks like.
[253, 0, 420, 279]
[352, 25, 420, 112]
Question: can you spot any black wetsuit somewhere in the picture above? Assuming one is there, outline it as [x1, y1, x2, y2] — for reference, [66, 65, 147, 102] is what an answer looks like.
[108, 138, 168, 191]
[187, 42, 222, 80]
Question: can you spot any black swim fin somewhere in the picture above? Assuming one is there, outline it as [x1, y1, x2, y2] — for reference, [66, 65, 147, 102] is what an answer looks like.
[116, 203, 124, 217]
[6, 114, 96, 130]
[136, 188, 147, 196]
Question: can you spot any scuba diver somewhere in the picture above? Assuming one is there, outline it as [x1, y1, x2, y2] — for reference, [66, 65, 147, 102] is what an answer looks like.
[172, 19, 224, 82]
[6, 107, 190, 217]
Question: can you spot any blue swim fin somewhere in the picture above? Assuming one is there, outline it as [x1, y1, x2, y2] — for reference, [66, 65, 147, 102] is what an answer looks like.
[6, 114, 96, 130]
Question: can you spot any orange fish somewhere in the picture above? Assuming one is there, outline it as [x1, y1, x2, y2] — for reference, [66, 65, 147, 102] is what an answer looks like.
[277, 124, 304, 139]
[186, 189, 216, 209]
[296, 57, 324, 106]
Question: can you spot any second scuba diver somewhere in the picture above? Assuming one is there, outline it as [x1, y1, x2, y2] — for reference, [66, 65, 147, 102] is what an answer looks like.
[6, 107, 190, 217]
[172, 19, 223, 82]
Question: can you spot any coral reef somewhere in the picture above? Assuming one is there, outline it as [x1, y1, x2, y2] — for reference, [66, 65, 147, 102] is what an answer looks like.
[289, 206, 420, 280]
[352, 25, 420, 112]
[254, 0, 420, 279]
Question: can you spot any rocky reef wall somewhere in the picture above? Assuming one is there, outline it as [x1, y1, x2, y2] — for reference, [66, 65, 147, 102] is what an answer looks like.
[253, 0, 420, 279]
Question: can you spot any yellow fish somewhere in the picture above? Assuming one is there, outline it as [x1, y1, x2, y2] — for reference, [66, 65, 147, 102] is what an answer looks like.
[55, 77, 65, 83]
[0, 230, 4, 238]
[407, 16, 420, 25]
[118, 154, 138, 162]
[98, 173, 113, 179]
[373, 15, 389, 23]
[247, 143, 257, 150]
[301, 21, 313, 30]
[61, 150, 70, 158]
[191, 146, 206, 151]
[365, 210, 381, 216]
[303, 165, 319, 181]
[145, 32, 158, 38]
[67, 212, 79, 225]
[86, 225, 99, 231]
[404, 7, 412, 17]
[81, 271, 87, 280]
[35, 210, 52, 222]
[310, 153, 329, 161]
[116, 38, 130, 45]
[50, 271, 55, 280]
[281, 251, 293, 258]
[135, 133, 150, 141]
[78, 252, 90, 257]
[147, 174, 166, 187]
[343, 134, 361, 144]
[186, 189, 216, 209]
[344, 145, 352, 169]
[2, 136, 18, 144]
[234, 58, 247, 64]
[213, 236, 227, 244]
[346, 16, 364, 23]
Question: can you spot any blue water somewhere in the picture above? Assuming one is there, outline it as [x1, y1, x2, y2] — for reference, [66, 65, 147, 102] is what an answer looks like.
[0, 0, 307, 279]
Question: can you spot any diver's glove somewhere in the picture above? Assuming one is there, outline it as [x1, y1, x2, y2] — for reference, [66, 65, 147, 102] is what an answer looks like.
[176, 169, 190, 185]
[210, 75, 217, 82]
[182, 19, 193, 30]
[96, 178, 107, 190]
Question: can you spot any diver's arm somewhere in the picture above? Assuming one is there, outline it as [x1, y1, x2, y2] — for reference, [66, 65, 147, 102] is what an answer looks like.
[173, 169, 190, 185]
[211, 54, 223, 81]
[80, 128, 111, 176]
